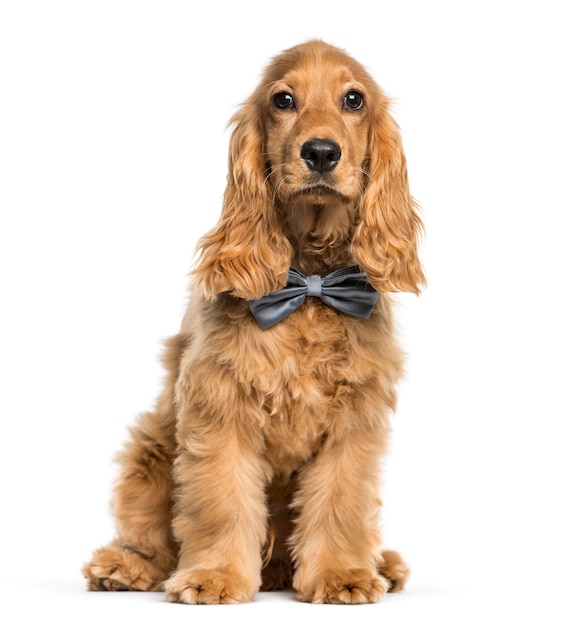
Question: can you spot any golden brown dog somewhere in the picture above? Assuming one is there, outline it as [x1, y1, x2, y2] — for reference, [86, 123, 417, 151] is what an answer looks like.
[83, 40, 424, 604]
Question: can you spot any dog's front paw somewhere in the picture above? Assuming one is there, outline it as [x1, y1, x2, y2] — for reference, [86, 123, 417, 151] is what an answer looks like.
[165, 568, 254, 604]
[296, 568, 389, 604]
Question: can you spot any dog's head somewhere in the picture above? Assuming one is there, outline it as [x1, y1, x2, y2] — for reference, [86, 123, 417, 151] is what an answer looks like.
[193, 40, 425, 301]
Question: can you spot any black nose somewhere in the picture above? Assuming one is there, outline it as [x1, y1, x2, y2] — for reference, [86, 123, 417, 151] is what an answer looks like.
[300, 139, 341, 173]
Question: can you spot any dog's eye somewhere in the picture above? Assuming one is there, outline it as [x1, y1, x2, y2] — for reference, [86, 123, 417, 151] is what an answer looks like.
[344, 91, 364, 111]
[273, 92, 295, 110]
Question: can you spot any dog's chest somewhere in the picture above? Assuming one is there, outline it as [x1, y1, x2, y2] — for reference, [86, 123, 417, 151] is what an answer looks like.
[182, 297, 392, 473]
[249, 305, 367, 470]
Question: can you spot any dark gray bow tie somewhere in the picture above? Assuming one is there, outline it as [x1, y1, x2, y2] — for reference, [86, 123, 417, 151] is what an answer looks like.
[249, 266, 379, 329]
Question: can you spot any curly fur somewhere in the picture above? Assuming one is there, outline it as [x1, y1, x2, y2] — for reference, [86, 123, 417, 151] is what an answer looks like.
[83, 40, 424, 604]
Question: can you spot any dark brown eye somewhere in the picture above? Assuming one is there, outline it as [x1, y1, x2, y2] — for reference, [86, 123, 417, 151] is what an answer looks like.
[344, 91, 364, 111]
[273, 92, 295, 109]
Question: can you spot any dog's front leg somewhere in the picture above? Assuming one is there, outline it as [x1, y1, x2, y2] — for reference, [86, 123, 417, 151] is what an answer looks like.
[290, 422, 389, 604]
[165, 407, 268, 604]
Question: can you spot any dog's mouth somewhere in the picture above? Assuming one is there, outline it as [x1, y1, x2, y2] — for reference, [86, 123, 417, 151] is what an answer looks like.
[296, 182, 341, 197]
[269, 165, 347, 201]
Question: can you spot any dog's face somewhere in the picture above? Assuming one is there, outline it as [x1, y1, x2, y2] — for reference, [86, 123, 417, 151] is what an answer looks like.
[263, 55, 372, 207]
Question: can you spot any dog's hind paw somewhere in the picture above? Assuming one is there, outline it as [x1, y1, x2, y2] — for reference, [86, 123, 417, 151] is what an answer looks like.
[378, 549, 410, 592]
[82, 542, 165, 591]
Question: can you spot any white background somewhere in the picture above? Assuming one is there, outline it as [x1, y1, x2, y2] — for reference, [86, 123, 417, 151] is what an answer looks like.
[1, 1, 571, 624]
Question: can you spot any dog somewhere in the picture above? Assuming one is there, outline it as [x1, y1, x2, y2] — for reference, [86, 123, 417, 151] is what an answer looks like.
[83, 39, 424, 604]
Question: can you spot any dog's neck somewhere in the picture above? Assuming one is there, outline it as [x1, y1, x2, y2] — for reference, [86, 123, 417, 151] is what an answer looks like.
[279, 199, 358, 275]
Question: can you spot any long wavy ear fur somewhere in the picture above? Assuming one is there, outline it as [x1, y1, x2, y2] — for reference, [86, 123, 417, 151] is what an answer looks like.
[192, 103, 292, 301]
[352, 97, 426, 294]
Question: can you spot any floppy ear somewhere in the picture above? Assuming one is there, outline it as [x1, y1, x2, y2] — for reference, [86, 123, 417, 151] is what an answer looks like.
[352, 101, 425, 294]
[192, 103, 292, 301]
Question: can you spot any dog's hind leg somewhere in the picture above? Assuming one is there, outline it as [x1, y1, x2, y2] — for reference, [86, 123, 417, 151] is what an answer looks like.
[82, 335, 185, 591]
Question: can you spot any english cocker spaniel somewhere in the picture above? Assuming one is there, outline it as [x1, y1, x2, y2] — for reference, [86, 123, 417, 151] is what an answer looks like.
[83, 39, 424, 604]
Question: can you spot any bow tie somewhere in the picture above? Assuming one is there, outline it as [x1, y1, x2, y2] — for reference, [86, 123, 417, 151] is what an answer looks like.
[249, 266, 379, 329]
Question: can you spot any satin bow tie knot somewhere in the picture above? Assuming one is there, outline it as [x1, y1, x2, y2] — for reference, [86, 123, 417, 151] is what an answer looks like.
[306, 274, 323, 298]
[248, 266, 379, 329]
